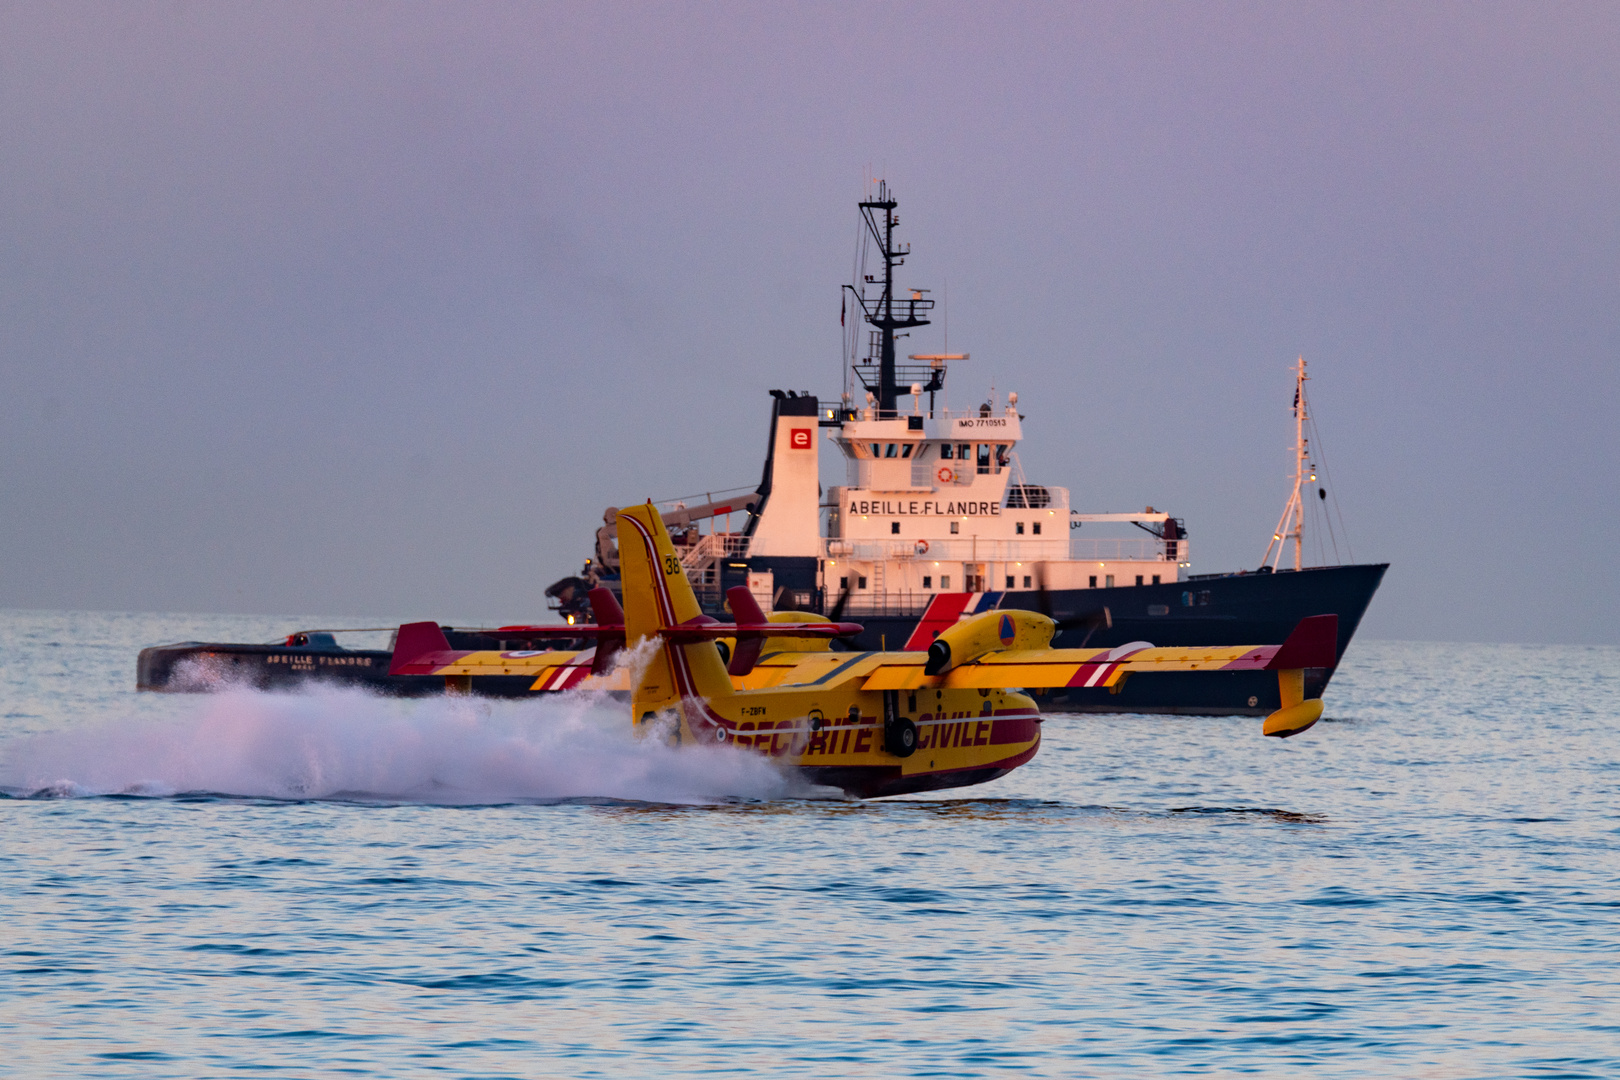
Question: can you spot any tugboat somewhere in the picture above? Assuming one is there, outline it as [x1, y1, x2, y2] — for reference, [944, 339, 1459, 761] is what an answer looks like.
[136, 626, 576, 696]
[140, 185, 1384, 714]
[553, 185, 1385, 714]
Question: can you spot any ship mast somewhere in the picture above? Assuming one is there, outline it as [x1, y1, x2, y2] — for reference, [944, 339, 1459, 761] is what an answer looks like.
[1263, 357, 1310, 571]
[847, 182, 934, 417]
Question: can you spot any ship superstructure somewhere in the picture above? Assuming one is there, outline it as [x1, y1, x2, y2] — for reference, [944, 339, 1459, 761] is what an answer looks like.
[560, 186, 1384, 714]
[590, 183, 1187, 624]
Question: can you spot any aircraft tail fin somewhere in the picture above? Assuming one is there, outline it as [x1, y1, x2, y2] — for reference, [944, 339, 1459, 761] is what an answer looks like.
[615, 503, 736, 738]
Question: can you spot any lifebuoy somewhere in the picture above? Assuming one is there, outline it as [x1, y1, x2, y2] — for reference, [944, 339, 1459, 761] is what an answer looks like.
[915, 539, 929, 554]
[936, 466, 954, 483]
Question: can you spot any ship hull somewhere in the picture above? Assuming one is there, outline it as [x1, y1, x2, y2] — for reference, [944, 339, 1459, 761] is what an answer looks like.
[138, 565, 1385, 715]
[136, 630, 545, 697]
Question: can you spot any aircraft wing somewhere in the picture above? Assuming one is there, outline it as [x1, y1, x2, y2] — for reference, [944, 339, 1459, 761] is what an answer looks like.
[858, 643, 1276, 690]
[859, 615, 1340, 691]
[388, 621, 623, 691]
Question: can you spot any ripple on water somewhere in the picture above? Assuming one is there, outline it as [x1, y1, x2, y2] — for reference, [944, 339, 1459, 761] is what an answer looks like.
[1, 617, 1618, 1076]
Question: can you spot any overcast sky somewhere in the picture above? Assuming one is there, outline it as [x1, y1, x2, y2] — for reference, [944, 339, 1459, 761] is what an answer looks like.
[1, 2, 1615, 643]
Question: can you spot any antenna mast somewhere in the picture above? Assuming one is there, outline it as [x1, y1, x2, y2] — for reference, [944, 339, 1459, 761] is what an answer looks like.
[1263, 357, 1310, 571]
[845, 182, 934, 417]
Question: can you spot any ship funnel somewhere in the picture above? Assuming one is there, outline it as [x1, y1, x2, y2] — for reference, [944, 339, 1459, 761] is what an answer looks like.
[743, 392, 820, 560]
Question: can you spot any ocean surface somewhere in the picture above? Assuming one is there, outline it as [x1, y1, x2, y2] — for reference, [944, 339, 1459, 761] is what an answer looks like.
[2, 609, 1617, 1078]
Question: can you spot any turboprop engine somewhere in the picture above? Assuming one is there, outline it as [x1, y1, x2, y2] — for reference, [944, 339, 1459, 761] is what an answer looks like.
[924, 609, 1056, 676]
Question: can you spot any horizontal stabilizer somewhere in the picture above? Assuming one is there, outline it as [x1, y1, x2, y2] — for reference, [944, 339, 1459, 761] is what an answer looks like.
[491, 623, 626, 640]
[489, 590, 631, 643]
[661, 619, 864, 643]
[1266, 615, 1339, 670]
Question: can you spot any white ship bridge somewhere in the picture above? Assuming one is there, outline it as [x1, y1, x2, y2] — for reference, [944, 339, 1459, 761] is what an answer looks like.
[621, 388, 1187, 618]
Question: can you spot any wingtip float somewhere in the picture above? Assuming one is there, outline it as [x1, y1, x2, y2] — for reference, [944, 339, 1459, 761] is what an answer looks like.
[387, 505, 1336, 796]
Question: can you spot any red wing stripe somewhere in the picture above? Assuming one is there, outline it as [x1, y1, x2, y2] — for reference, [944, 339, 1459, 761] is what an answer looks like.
[902, 593, 973, 650]
[1220, 646, 1276, 671]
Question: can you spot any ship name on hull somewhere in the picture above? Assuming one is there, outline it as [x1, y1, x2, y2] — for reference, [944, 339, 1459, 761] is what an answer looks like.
[849, 499, 1000, 517]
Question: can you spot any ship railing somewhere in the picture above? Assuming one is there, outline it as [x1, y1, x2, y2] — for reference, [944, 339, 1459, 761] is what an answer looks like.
[824, 538, 1070, 562]
[926, 406, 1021, 422]
[677, 532, 750, 573]
[835, 595, 933, 620]
[839, 404, 1024, 424]
[1069, 538, 1186, 563]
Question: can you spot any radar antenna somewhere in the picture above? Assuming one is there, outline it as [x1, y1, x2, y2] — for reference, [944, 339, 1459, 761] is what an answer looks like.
[844, 182, 934, 417]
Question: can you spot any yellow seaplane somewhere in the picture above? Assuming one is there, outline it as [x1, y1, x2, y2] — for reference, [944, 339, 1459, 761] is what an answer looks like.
[388, 504, 1337, 798]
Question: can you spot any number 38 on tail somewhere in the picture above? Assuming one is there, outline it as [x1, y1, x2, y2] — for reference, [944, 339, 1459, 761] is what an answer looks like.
[390, 504, 1338, 799]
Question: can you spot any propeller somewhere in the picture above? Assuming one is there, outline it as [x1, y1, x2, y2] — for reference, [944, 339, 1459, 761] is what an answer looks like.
[1030, 579, 1111, 647]
[821, 584, 867, 649]
[827, 584, 852, 621]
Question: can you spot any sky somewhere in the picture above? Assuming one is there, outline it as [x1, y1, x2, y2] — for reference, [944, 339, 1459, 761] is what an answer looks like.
[1, 2, 1615, 644]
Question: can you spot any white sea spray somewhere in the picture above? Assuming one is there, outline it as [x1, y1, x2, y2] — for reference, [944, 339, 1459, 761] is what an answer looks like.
[0, 682, 834, 804]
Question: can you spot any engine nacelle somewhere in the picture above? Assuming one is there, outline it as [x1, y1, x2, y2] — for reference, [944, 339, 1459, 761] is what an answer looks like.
[924, 609, 1056, 676]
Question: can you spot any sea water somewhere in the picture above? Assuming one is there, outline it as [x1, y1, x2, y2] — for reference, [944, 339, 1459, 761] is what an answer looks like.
[2, 609, 1617, 1078]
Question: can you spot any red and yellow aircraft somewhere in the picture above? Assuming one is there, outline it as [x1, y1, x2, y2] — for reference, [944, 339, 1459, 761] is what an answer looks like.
[389, 504, 1336, 798]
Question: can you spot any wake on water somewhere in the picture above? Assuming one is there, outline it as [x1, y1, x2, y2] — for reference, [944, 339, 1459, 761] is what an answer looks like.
[0, 684, 836, 805]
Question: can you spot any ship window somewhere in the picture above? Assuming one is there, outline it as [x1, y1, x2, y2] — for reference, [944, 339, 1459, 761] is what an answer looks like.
[949, 521, 960, 534]
[890, 521, 900, 534]
[1136, 575, 1144, 586]
[1015, 521, 1024, 535]
[996, 445, 1009, 470]
[1106, 575, 1115, 588]
[1152, 575, 1160, 585]
[1023, 575, 1032, 588]
[884, 443, 897, 458]
[840, 576, 848, 590]
[977, 444, 991, 473]
[939, 443, 953, 460]
[871, 443, 882, 457]
[923, 575, 932, 589]
[1182, 591, 1192, 606]
[858, 576, 868, 589]
[1032, 522, 1041, 535]
[941, 575, 951, 589]
[1006, 575, 1015, 589]
[1090, 575, 1098, 588]
[901, 443, 914, 458]
[958, 442, 970, 459]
